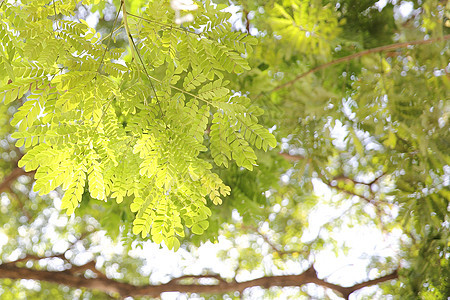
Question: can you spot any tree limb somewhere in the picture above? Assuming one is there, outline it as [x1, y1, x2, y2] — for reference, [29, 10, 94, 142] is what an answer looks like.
[333, 172, 386, 188]
[0, 168, 33, 193]
[168, 274, 227, 285]
[279, 152, 307, 161]
[0, 167, 36, 220]
[69, 260, 106, 279]
[322, 178, 373, 204]
[243, 9, 250, 33]
[0, 261, 398, 298]
[5, 187, 33, 220]
[2, 253, 66, 267]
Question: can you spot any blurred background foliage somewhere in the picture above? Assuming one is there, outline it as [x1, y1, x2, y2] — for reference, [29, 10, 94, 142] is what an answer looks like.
[0, 0, 449, 299]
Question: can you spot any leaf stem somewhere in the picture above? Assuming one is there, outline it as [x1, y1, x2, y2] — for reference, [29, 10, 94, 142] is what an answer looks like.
[97, 1, 123, 74]
[99, 24, 124, 44]
[122, 2, 214, 109]
[127, 12, 202, 37]
[121, 0, 163, 115]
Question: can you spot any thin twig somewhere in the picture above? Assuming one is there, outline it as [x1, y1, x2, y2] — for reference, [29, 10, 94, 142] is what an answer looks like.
[99, 24, 124, 44]
[240, 225, 300, 257]
[279, 152, 306, 161]
[0, 168, 35, 193]
[83, 1, 123, 148]
[6, 187, 33, 221]
[323, 179, 372, 204]
[127, 12, 201, 37]
[367, 171, 386, 186]
[333, 172, 386, 188]
[97, 1, 123, 74]
[121, 0, 163, 115]
[52, 0, 62, 39]
[122, 16, 214, 107]
[267, 34, 450, 94]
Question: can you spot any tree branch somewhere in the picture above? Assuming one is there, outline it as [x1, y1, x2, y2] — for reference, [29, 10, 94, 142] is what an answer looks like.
[2, 253, 66, 267]
[0, 262, 397, 298]
[243, 9, 250, 33]
[0, 167, 36, 220]
[69, 260, 106, 279]
[270, 34, 450, 93]
[323, 178, 373, 204]
[279, 152, 307, 161]
[333, 172, 385, 187]
[168, 274, 227, 285]
[0, 167, 33, 193]
[5, 187, 33, 220]
[240, 224, 295, 256]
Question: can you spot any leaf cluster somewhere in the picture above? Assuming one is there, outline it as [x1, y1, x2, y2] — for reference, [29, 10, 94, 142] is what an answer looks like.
[0, 0, 276, 250]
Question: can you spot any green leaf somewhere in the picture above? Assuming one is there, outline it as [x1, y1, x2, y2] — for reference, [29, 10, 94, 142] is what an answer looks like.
[191, 224, 204, 235]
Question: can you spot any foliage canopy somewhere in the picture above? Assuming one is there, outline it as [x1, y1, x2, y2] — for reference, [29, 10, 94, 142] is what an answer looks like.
[1, 0, 277, 250]
[0, 0, 449, 299]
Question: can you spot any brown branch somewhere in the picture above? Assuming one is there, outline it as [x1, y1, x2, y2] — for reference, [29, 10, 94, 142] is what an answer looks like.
[3, 253, 66, 267]
[279, 152, 307, 161]
[367, 171, 386, 186]
[5, 187, 33, 220]
[322, 177, 389, 232]
[0, 167, 36, 220]
[243, 9, 250, 33]
[270, 34, 450, 93]
[323, 179, 373, 204]
[168, 274, 227, 285]
[69, 260, 106, 279]
[339, 270, 399, 299]
[0, 262, 398, 299]
[5, 253, 105, 278]
[0, 168, 32, 193]
[240, 224, 283, 254]
[68, 229, 98, 249]
[240, 225, 311, 258]
[257, 228, 283, 254]
[333, 172, 386, 189]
